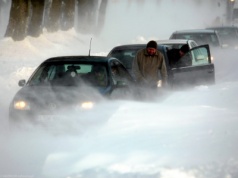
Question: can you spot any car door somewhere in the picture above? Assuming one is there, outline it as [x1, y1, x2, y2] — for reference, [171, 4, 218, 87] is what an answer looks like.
[170, 44, 215, 88]
[109, 60, 135, 99]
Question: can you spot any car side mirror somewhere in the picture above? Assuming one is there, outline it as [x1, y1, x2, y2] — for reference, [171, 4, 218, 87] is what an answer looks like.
[18, 79, 26, 87]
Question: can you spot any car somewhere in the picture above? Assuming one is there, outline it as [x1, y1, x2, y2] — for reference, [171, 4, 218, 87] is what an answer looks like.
[156, 39, 199, 50]
[107, 43, 215, 88]
[169, 29, 224, 48]
[9, 56, 135, 125]
[107, 39, 199, 75]
[206, 25, 238, 49]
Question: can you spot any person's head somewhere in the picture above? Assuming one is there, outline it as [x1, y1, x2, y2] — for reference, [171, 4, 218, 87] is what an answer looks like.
[179, 44, 189, 57]
[146, 40, 157, 56]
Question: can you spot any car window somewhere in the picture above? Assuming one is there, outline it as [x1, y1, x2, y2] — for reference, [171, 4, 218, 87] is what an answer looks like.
[28, 62, 109, 87]
[209, 34, 220, 46]
[218, 28, 237, 37]
[175, 45, 210, 68]
[108, 49, 137, 69]
[173, 33, 220, 47]
[215, 28, 238, 42]
[29, 65, 59, 84]
[110, 61, 133, 85]
[65, 64, 92, 73]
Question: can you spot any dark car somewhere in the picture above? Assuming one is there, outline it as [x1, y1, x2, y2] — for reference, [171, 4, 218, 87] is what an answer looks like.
[107, 44, 215, 88]
[107, 39, 199, 75]
[169, 29, 224, 48]
[206, 26, 238, 49]
[9, 56, 135, 125]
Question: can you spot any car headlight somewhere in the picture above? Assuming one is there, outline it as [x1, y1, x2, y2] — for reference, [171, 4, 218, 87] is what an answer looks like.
[81, 101, 94, 110]
[13, 100, 30, 110]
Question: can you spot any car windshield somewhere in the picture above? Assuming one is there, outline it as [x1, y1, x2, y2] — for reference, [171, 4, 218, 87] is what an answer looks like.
[215, 28, 238, 41]
[28, 62, 108, 87]
[175, 33, 220, 47]
[108, 49, 138, 69]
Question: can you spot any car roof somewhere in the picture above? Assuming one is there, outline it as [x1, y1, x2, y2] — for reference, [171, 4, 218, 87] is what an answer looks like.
[109, 44, 166, 50]
[156, 39, 195, 44]
[172, 29, 216, 34]
[43, 56, 115, 63]
[110, 44, 145, 49]
[206, 26, 238, 29]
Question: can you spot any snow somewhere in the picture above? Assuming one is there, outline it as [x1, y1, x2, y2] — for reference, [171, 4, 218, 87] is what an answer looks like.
[1, 1, 238, 178]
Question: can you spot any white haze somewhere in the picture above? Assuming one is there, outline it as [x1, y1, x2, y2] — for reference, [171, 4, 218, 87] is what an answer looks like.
[1, 0, 238, 178]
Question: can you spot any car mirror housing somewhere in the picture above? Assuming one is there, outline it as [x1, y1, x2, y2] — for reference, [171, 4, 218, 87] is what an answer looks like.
[18, 79, 26, 87]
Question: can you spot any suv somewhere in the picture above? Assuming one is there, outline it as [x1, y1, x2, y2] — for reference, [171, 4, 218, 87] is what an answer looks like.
[107, 44, 215, 88]
[169, 29, 223, 48]
[107, 39, 198, 75]
[206, 26, 238, 48]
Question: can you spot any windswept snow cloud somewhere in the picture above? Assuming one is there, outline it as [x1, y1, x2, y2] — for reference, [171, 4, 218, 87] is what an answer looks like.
[0, 1, 238, 178]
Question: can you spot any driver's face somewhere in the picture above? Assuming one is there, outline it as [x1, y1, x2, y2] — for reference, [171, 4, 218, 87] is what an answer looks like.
[147, 47, 156, 56]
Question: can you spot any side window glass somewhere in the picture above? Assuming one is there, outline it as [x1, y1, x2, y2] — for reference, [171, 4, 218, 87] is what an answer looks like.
[110, 61, 132, 84]
[48, 65, 57, 80]
[110, 65, 120, 85]
[190, 47, 209, 66]
[211, 34, 220, 46]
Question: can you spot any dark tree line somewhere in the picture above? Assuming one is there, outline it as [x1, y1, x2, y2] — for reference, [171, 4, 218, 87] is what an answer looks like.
[5, 0, 108, 41]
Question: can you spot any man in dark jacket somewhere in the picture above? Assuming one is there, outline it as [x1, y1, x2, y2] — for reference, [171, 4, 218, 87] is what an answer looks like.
[167, 44, 190, 68]
[132, 40, 168, 88]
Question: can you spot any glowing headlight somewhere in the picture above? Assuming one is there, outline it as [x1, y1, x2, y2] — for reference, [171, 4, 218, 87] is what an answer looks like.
[81, 101, 94, 109]
[14, 100, 30, 110]
[157, 80, 162, 88]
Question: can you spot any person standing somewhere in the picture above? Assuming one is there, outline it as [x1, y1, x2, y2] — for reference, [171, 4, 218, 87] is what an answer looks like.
[132, 40, 168, 88]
